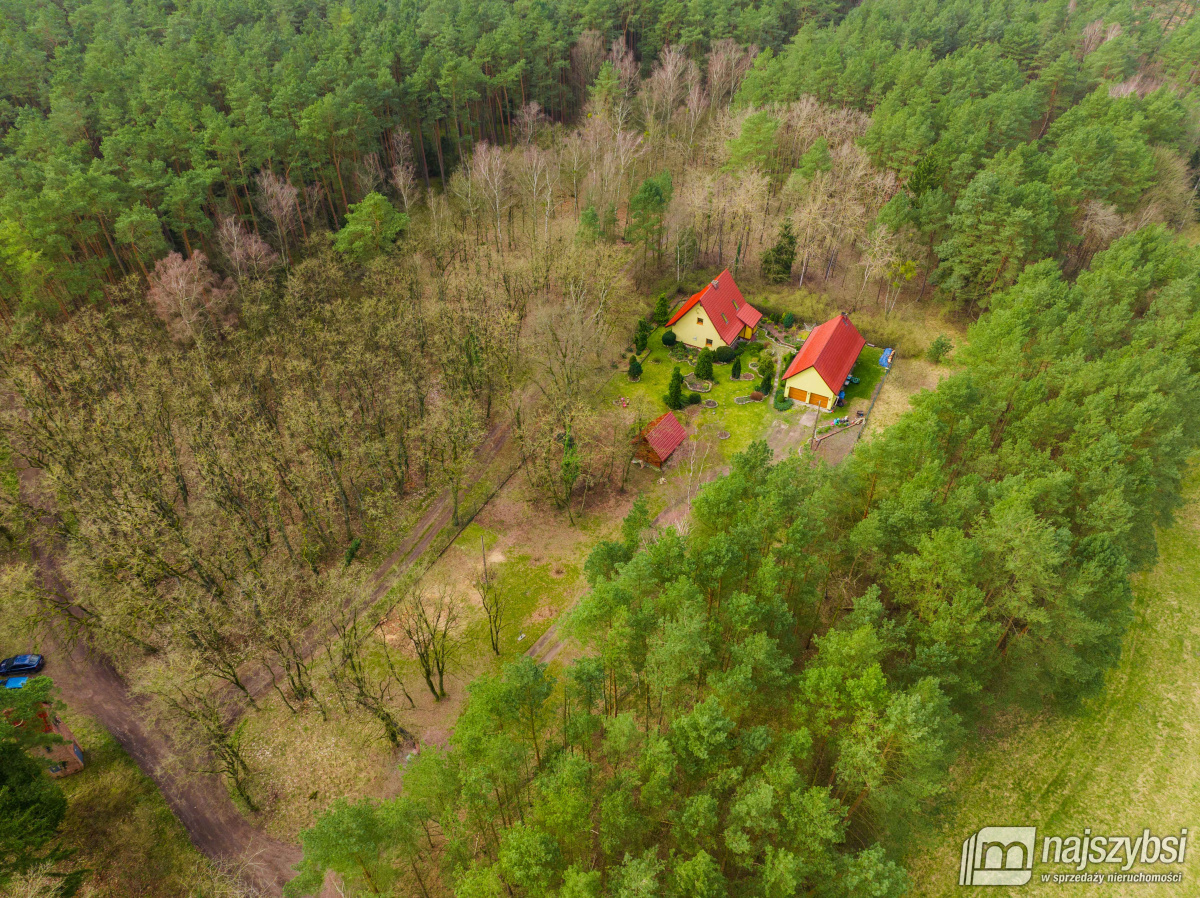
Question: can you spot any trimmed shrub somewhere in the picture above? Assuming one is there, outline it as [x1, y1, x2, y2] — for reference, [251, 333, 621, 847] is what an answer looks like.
[628, 356, 643, 379]
[750, 391, 764, 401]
[714, 345, 736, 363]
[743, 341, 764, 353]
[731, 357, 742, 379]
[694, 349, 714, 381]
[662, 330, 677, 347]
[687, 391, 702, 405]
[781, 312, 795, 328]
[773, 385, 792, 411]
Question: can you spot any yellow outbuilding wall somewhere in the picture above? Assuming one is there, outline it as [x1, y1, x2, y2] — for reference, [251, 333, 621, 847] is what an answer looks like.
[783, 367, 836, 407]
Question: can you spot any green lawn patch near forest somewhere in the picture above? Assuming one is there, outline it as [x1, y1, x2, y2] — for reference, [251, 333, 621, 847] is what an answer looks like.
[904, 476, 1200, 897]
[600, 336, 790, 458]
[842, 344, 887, 403]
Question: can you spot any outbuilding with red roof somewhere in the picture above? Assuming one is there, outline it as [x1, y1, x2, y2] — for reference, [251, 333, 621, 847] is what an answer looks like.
[781, 313, 866, 409]
[632, 412, 687, 469]
[665, 269, 762, 350]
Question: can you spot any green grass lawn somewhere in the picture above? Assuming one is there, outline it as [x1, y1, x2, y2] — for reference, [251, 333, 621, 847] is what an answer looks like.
[600, 335, 799, 457]
[444, 522, 583, 659]
[904, 474, 1200, 896]
[842, 344, 887, 403]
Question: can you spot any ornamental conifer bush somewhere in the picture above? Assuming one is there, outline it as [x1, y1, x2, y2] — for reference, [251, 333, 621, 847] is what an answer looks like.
[665, 366, 684, 409]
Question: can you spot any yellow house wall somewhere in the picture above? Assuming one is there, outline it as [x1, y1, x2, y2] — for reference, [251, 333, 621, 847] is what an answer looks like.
[784, 367, 836, 404]
[673, 310, 728, 349]
[740, 324, 756, 340]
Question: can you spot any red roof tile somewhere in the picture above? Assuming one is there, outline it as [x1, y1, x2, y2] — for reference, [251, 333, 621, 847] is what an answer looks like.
[782, 313, 866, 394]
[665, 270, 760, 345]
[641, 412, 686, 463]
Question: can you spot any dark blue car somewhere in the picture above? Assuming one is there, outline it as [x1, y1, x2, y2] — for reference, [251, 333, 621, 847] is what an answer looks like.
[0, 654, 44, 676]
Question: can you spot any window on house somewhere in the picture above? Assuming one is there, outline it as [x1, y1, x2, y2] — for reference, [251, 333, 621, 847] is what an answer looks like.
[721, 313, 728, 323]
[697, 317, 704, 325]
[705, 339, 713, 346]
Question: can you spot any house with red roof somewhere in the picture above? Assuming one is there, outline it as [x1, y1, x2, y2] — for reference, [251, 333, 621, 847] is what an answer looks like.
[665, 270, 762, 350]
[781, 313, 866, 409]
[632, 412, 687, 469]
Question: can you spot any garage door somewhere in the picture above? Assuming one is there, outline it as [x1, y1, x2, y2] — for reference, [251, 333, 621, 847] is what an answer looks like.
[812, 394, 829, 409]
[788, 387, 807, 402]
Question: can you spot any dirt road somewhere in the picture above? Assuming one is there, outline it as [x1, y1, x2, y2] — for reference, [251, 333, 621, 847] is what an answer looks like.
[27, 537, 303, 896]
[17, 420, 517, 895]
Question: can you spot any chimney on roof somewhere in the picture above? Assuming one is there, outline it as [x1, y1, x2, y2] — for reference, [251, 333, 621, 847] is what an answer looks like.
[711, 279, 720, 288]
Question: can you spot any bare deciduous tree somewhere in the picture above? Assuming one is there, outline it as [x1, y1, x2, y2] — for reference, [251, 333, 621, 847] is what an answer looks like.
[570, 29, 606, 99]
[474, 535, 504, 655]
[216, 216, 278, 282]
[513, 101, 548, 145]
[707, 39, 759, 109]
[396, 585, 461, 701]
[389, 130, 421, 212]
[147, 251, 234, 344]
[326, 608, 416, 747]
[255, 169, 300, 263]
[470, 142, 509, 253]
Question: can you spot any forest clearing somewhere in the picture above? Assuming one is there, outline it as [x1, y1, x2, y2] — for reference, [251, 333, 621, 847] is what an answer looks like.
[1, 0, 1199, 895]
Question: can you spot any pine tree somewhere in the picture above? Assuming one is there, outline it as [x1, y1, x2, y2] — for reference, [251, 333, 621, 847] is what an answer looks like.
[731, 356, 742, 380]
[694, 349, 714, 381]
[653, 293, 670, 325]
[666, 366, 684, 409]
[635, 319, 651, 353]
[761, 220, 798, 283]
[628, 356, 643, 379]
[759, 357, 775, 395]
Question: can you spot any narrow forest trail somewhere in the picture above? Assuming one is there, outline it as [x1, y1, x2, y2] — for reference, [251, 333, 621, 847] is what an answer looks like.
[239, 419, 516, 702]
[19, 467, 301, 897]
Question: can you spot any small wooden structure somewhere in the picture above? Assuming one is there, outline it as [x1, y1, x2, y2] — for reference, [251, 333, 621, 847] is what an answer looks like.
[3, 678, 84, 777]
[632, 412, 687, 468]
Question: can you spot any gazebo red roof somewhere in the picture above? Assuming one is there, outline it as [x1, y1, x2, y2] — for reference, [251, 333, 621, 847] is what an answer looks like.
[641, 412, 686, 462]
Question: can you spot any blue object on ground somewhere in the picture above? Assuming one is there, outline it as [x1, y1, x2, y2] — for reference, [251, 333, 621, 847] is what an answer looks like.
[880, 348, 894, 368]
[5, 677, 29, 689]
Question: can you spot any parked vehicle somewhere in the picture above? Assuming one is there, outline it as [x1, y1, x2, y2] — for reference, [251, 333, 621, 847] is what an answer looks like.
[0, 654, 44, 676]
